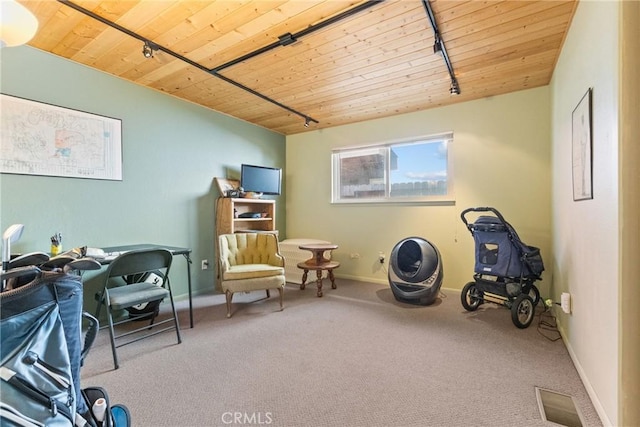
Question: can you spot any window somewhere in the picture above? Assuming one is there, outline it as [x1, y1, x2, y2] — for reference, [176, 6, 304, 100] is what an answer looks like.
[331, 133, 453, 203]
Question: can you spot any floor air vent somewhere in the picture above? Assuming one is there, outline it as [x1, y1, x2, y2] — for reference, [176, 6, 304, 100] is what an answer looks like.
[535, 387, 585, 427]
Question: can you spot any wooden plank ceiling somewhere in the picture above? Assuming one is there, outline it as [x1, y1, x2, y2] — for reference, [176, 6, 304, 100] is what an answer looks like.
[20, 0, 577, 135]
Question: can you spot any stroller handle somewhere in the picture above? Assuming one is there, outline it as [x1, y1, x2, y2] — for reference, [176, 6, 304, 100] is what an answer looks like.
[460, 206, 508, 230]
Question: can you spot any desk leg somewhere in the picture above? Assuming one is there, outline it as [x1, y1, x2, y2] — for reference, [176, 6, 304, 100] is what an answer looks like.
[182, 253, 194, 328]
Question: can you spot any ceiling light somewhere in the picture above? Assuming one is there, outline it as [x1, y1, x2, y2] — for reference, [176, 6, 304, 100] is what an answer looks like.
[57, 0, 321, 127]
[433, 36, 442, 55]
[142, 41, 155, 58]
[424, 0, 460, 97]
[0, 0, 39, 48]
[304, 117, 310, 128]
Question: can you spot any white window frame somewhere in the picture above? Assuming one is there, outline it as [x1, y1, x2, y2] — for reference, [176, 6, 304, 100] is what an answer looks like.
[331, 133, 454, 204]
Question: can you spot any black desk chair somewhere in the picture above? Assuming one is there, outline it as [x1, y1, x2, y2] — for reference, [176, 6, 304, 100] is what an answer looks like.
[95, 248, 182, 369]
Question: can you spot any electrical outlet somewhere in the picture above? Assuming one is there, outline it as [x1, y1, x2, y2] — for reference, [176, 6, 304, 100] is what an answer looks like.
[378, 252, 385, 264]
[201, 259, 209, 270]
[350, 253, 360, 259]
[561, 292, 571, 314]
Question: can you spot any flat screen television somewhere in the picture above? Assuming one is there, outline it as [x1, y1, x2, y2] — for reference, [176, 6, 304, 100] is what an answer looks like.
[240, 164, 282, 196]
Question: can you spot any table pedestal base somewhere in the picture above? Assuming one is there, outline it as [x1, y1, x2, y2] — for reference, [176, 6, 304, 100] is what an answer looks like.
[297, 261, 340, 297]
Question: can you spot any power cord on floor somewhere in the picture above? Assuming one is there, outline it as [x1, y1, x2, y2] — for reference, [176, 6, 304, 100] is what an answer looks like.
[537, 304, 562, 342]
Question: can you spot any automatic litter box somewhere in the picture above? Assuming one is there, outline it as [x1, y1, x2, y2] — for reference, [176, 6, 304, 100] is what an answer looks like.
[388, 237, 443, 305]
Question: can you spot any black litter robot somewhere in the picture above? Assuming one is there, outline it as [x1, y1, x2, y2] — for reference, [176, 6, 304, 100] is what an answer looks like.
[388, 237, 444, 305]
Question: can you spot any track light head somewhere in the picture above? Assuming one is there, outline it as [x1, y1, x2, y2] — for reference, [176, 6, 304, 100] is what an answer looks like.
[449, 76, 461, 95]
[433, 35, 443, 55]
[304, 117, 310, 128]
[142, 41, 155, 58]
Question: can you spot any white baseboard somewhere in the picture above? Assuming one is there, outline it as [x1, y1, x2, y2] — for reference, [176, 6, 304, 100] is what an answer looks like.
[333, 273, 388, 285]
[555, 312, 613, 427]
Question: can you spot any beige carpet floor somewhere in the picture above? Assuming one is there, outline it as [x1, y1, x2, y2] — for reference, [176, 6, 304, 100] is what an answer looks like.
[81, 279, 602, 427]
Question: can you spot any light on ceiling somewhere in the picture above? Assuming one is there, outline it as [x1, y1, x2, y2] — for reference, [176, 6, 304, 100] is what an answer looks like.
[142, 41, 155, 58]
[0, 0, 39, 48]
[142, 40, 160, 58]
[304, 117, 310, 128]
[433, 35, 442, 55]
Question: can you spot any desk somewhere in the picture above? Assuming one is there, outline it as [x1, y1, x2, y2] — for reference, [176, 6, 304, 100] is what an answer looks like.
[297, 243, 340, 297]
[100, 244, 194, 328]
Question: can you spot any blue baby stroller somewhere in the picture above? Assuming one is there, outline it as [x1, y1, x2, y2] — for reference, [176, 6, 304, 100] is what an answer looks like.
[460, 207, 545, 328]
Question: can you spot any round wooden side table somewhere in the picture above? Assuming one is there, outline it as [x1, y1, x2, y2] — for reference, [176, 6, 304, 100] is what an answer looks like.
[297, 243, 340, 297]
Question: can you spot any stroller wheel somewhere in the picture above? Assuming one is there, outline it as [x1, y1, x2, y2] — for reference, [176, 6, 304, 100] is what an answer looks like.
[511, 294, 535, 329]
[461, 282, 482, 311]
[528, 284, 540, 306]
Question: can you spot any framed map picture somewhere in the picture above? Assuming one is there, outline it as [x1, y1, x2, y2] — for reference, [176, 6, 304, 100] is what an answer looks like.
[0, 94, 122, 180]
[572, 88, 593, 201]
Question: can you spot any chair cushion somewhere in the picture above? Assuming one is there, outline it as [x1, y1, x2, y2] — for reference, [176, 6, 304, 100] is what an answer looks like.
[108, 282, 169, 311]
[223, 264, 285, 281]
[222, 274, 285, 293]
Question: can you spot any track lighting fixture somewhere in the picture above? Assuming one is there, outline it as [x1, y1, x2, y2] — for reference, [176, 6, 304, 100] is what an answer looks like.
[302, 115, 319, 128]
[60, 0, 331, 127]
[423, 0, 461, 95]
[449, 81, 460, 95]
[433, 35, 442, 55]
[142, 41, 156, 58]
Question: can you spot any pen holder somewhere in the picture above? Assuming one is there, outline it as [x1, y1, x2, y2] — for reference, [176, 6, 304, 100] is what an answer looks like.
[51, 244, 62, 256]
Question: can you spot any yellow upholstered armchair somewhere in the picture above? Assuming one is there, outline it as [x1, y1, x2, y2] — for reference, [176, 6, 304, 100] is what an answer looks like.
[218, 233, 286, 318]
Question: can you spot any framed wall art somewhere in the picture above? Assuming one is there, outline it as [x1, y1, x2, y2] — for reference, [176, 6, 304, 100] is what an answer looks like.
[0, 94, 122, 180]
[572, 88, 593, 201]
[215, 177, 241, 197]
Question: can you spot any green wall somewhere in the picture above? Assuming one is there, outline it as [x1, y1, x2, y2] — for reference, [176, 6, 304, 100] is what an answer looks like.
[0, 46, 286, 302]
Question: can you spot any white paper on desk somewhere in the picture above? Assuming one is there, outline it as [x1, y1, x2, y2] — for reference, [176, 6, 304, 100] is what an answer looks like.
[85, 247, 106, 259]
